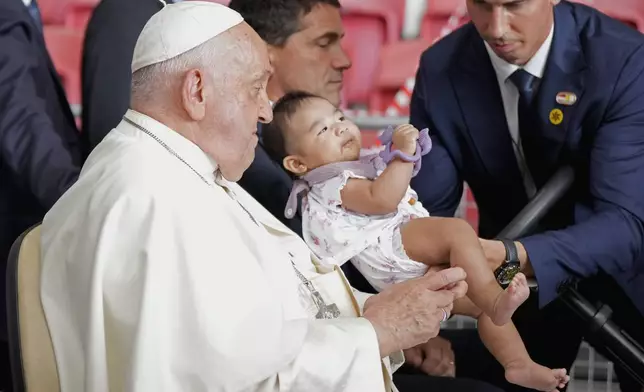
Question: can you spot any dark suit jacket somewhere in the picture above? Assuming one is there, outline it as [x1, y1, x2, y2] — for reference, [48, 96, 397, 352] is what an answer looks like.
[410, 1, 644, 315]
[81, 0, 165, 156]
[0, 0, 81, 338]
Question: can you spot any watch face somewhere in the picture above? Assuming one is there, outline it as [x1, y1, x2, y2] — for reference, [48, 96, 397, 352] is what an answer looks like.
[494, 261, 521, 287]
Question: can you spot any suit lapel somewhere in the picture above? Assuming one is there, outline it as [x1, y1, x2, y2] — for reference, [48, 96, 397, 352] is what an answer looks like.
[532, 3, 587, 184]
[450, 29, 528, 201]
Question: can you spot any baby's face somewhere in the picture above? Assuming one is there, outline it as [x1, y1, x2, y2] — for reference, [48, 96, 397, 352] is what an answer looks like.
[285, 98, 362, 172]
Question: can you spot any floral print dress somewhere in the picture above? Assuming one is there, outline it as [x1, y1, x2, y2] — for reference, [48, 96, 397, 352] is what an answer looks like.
[301, 155, 431, 292]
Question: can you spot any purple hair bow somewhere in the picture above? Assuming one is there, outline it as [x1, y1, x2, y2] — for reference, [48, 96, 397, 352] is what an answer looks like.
[378, 126, 432, 177]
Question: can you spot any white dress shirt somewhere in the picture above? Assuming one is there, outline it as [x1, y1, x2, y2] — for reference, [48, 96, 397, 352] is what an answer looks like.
[483, 24, 555, 197]
[40, 109, 402, 392]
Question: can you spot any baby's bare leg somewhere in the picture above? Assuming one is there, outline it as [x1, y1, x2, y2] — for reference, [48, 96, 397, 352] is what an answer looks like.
[453, 299, 570, 392]
[400, 216, 528, 326]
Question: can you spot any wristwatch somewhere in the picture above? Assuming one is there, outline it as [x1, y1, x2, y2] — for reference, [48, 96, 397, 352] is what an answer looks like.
[493, 239, 522, 288]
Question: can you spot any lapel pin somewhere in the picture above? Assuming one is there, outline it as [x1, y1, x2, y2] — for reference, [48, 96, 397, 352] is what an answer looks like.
[549, 109, 564, 125]
[556, 91, 577, 106]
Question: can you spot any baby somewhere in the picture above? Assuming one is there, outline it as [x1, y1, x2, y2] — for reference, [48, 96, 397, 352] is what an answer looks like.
[263, 91, 570, 392]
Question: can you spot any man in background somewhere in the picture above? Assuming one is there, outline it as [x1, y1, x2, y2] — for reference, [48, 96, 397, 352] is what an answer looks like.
[229, 0, 352, 236]
[0, 0, 82, 389]
[80, 0, 177, 157]
[410, 0, 644, 390]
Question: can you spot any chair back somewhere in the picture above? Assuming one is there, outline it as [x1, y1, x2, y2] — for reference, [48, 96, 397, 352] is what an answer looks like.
[6, 225, 60, 392]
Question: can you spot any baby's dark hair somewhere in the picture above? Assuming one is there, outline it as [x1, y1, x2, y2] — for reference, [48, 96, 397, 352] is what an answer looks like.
[262, 91, 324, 167]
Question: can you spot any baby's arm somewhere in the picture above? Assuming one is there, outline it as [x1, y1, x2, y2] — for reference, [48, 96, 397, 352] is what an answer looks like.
[340, 160, 414, 215]
[340, 125, 419, 215]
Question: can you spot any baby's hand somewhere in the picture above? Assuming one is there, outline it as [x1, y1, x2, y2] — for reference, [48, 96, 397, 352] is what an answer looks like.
[391, 124, 420, 156]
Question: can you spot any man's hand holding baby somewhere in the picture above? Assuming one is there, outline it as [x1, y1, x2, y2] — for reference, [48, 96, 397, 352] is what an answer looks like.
[391, 124, 420, 156]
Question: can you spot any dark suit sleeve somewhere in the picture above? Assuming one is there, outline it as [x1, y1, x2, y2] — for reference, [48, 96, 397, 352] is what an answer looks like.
[409, 63, 464, 217]
[0, 23, 80, 209]
[81, 0, 162, 155]
[521, 44, 644, 307]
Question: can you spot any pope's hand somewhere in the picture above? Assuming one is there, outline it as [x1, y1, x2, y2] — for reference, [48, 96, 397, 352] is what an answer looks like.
[362, 267, 468, 358]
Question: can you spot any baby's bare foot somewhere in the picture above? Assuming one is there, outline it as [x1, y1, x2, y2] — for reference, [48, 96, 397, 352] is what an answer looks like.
[505, 359, 570, 392]
[491, 273, 529, 326]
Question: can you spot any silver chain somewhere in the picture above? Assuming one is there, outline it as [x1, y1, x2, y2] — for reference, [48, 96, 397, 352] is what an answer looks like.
[123, 115, 339, 319]
[123, 117, 212, 184]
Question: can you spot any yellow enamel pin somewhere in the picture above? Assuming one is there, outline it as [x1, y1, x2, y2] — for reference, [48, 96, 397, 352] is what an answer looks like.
[549, 109, 564, 125]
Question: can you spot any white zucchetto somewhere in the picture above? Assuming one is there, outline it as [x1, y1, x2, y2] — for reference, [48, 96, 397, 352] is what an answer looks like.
[131, 1, 243, 73]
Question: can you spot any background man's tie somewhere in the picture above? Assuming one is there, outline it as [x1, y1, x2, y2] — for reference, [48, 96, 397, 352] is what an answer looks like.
[26, 0, 43, 31]
[509, 69, 542, 192]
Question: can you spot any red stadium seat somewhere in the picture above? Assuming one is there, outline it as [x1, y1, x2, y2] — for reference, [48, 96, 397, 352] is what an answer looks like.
[39, 0, 99, 26]
[63, 0, 100, 31]
[341, 0, 403, 42]
[420, 0, 469, 41]
[38, 0, 64, 25]
[340, 0, 401, 108]
[370, 0, 470, 114]
[570, 0, 644, 32]
[369, 38, 430, 114]
[463, 185, 479, 233]
[43, 26, 83, 105]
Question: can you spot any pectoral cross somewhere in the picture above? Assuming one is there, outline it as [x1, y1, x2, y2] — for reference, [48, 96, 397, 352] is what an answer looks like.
[311, 290, 341, 319]
[289, 253, 341, 319]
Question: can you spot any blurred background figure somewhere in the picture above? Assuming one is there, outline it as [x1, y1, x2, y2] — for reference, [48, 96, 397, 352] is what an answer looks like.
[0, 0, 82, 389]
[80, 0, 175, 157]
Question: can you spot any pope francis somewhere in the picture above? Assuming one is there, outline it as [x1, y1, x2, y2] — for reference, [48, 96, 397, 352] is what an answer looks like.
[39, 2, 467, 391]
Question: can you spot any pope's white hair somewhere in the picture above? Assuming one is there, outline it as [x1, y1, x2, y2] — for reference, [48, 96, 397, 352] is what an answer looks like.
[130, 37, 223, 105]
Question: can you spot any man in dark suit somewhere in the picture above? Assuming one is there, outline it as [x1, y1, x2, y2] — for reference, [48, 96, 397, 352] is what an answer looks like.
[0, 0, 82, 389]
[410, 0, 644, 390]
[229, 0, 353, 237]
[80, 0, 171, 157]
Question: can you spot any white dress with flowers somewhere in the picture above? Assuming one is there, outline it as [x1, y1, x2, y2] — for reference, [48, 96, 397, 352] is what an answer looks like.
[301, 154, 430, 292]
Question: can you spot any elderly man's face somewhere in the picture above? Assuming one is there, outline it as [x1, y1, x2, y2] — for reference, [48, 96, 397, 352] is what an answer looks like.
[203, 24, 273, 181]
[468, 0, 559, 65]
[268, 4, 351, 106]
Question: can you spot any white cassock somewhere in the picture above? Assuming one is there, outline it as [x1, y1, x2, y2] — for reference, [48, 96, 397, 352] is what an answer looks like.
[40, 109, 404, 392]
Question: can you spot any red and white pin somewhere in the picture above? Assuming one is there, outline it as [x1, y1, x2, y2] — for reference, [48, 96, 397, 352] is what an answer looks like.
[556, 92, 577, 106]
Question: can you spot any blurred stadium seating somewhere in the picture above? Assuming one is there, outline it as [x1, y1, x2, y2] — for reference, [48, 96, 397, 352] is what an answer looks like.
[420, 0, 468, 40]
[38, 0, 644, 116]
[570, 0, 644, 31]
[340, 0, 402, 107]
[369, 38, 430, 114]
[39, 0, 99, 29]
[42, 25, 84, 106]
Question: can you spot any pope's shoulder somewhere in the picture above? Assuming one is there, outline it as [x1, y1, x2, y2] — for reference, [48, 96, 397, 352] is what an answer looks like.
[44, 128, 231, 228]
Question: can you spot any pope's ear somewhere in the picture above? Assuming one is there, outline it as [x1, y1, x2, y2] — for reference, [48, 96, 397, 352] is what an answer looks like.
[181, 68, 207, 121]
